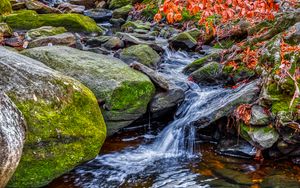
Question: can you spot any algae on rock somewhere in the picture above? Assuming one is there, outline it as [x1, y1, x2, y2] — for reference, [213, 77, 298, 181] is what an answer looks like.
[0, 47, 106, 188]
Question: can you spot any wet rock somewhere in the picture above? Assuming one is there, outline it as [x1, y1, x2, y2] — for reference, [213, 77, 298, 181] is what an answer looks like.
[213, 168, 253, 185]
[186, 28, 201, 39]
[0, 93, 26, 188]
[150, 88, 185, 118]
[116, 32, 165, 52]
[217, 138, 257, 158]
[109, 0, 132, 9]
[277, 140, 296, 154]
[261, 174, 300, 188]
[101, 36, 124, 50]
[169, 31, 197, 49]
[0, 22, 12, 37]
[4, 35, 23, 48]
[69, 0, 96, 9]
[57, 3, 85, 13]
[28, 32, 76, 48]
[284, 22, 300, 45]
[25, 26, 67, 40]
[86, 35, 112, 47]
[126, 32, 156, 41]
[25, 0, 62, 14]
[240, 123, 279, 149]
[0, 47, 106, 187]
[130, 62, 170, 90]
[250, 105, 271, 126]
[190, 61, 224, 85]
[112, 4, 133, 19]
[83, 8, 112, 22]
[183, 52, 221, 74]
[121, 20, 151, 32]
[4, 10, 103, 33]
[10, 0, 26, 11]
[120, 44, 161, 68]
[0, 0, 12, 15]
[21, 46, 155, 135]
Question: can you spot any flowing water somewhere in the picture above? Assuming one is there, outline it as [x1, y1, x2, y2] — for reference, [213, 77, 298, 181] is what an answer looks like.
[48, 48, 300, 188]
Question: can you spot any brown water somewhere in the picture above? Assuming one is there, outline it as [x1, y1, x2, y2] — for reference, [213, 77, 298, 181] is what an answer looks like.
[48, 122, 300, 188]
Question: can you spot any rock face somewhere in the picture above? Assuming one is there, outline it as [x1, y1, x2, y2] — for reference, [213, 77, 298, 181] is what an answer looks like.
[0, 93, 26, 188]
[169, 32, 197, 49]
[3, 10, 103, 33]
[0, 0, 12, 15]
[120, 44, 161, 68]
[28, 32, 76, 48]
[0, 47, 106, 187]
[25, 26, 67, 40]
[21, 46, 156, 135]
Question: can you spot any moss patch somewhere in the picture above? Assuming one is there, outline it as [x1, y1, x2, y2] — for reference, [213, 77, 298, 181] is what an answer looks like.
[7, 82, 106, 187]
[3, 10, 102, 33]
[0, 0, 12, 15]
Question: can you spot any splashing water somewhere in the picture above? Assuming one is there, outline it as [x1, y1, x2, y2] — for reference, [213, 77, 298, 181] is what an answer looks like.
[63, 48, 256, 188]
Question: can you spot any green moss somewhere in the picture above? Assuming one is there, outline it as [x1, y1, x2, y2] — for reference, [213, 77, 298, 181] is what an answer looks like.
[121, 20, 151, 31]
[213, 39, 235, 49]
[7, 82, 106, 187]
[109, 0, 132, 9]
[110, 80, 155, 112]
[25, 26, 67, 40]
[183, 52, 220, 74]
[0, 0, 12, 15]
[3, 10, 102, 33]
[112, 4, 133, 19]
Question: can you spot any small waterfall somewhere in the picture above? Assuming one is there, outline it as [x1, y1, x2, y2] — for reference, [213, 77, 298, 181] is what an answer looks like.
[69, 48, 257, 187]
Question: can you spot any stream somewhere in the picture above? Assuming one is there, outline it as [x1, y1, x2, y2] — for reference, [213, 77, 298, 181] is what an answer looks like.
[48, 47, 300, 188]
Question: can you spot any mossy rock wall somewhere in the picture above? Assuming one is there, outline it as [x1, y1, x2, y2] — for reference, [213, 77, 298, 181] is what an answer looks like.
[2, 10, 102, 33]
[0, 0, 12, 15]
[21, 46, 156, 135]
[0, 47, 106, 187]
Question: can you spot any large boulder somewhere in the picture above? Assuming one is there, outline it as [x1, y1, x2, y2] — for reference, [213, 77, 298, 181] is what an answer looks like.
[0, 47, 106, 187]
[3, 10, 103, 33]
[21, 46, 156, 135]
[0, 0, 12, 15]
[0, 93, 26, 188]
[120, 44, 161, 68]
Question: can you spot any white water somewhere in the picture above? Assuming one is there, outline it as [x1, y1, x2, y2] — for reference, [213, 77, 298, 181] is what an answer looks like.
[70, 49, 255, 187]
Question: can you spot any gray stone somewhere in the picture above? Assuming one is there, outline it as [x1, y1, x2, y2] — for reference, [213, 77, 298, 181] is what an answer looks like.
[84, 8, 112, 22]
[0, 93, 26, 188]
[250, 105, 271, 125]
[28, 32, 76, 48]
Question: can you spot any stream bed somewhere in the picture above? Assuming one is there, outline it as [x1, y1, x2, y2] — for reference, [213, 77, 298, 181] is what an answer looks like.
[48, 48, 300, 188]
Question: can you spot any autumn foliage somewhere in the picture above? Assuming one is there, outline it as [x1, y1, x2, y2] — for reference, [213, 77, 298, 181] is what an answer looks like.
[154, 0, 280, 30]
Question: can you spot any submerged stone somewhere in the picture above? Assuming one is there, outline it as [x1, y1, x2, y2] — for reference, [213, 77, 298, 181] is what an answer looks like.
[21, 46, 155, 135]
[0, 47, 106, 187]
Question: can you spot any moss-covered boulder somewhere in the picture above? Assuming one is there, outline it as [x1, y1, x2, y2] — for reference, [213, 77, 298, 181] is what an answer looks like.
[25, 26, 67, 40]
[21, 46, 156, 135]
[0, 47, 106, 187]
[109, 0, 132, 9]
[2, 10, 103, 33]
[120, 44, 161, 68]
[240, 123, 279, 149]
[169, 31, 197, 49]
[190, 61, 224, 85]
[0, 0, 12, 15]
[112, 4, 133, 19]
